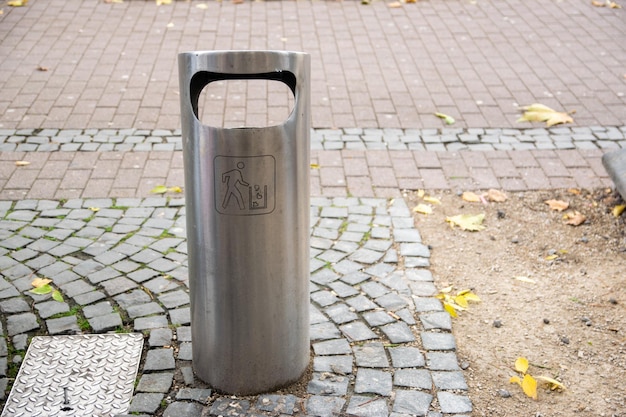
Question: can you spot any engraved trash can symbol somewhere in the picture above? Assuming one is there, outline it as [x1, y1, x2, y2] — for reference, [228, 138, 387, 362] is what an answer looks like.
[178, 50, 310, 395]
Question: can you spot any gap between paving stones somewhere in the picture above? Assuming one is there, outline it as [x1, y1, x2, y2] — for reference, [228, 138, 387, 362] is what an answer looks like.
[0, 126, 625, 152]
[0, 197, 471, 416]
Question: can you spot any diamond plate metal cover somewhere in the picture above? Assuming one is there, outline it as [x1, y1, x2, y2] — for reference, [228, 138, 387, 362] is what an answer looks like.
[2, 334, 144, 417]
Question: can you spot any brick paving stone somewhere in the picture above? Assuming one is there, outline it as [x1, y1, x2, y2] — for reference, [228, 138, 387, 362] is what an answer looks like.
[134, 315, 169, 331]
[353, 343, 388, 368]
[313, 355, 354, 375]
[46, 315, 79, 335]
[437, 392, 473, 414]
[313, 339, 352, 356]
[306, 396, 345, 417]
[307, 373, 349, 396]
[162, 402, 204, 417]
[6, 313, 40, 336]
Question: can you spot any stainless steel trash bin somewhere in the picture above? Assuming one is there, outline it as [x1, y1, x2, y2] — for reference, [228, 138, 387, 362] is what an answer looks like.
[178, 50, 310, 395]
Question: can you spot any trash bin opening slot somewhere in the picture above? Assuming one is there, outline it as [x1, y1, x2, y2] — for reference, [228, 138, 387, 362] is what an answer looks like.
[190, 71, 297, 129]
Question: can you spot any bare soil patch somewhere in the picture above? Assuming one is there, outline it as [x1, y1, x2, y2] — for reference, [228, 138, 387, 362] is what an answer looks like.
[407, 188, 626, 417]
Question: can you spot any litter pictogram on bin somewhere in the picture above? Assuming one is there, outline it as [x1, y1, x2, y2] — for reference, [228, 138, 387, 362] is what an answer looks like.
[214, 155, 275, 215]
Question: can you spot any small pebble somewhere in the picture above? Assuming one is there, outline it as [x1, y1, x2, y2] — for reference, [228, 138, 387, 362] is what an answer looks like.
[460, 361, 470, 370]
[493, 320, 502, 328]
[511, 237, 519, 244]
[609, 298, 618, 305]
[543, 318, 550, 324]
[561, 336, 570, 344]
[580, 237, 589, 243]
[497, 210, 506, 219]
[548, 249, 557, 256]
[497, 389, 512, 398]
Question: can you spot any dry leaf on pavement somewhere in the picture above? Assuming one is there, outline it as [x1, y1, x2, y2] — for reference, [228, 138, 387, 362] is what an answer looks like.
[563, 211, 586, 226]
[462, 191, 481, 202]
[487, 189, 507, 202]
[545, 199, 569, 211]
[517, 103, 574, 127]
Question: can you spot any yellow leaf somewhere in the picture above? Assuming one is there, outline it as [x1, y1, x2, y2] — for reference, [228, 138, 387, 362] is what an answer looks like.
[462, 292, 481, 302]
[545, 254, 559, 261]
[486, 189, 507, 202]
[32, 278, 52, 288]
[417, 189, 425, 198]
[517, 103, 574, 127]
[510, 375, 522, 386]
[454, 294, 468, 308]
[536, 376, 566, 391]
[89, 207, 100, 212]
[564, 210, 586, 226]
[515, 357, 529, 374]
[462, 191, 481, 202]
[522, 374, 538, 400]
[310, 163, 320, 169]
[423, 196, 441, 205]
[413, 204, 433, 215]
[609, 1, 622, 8]
[545, 199, 569, 211]
[8, 0, 28, 6]
[514, 276, 536, 284]
[167, 186, 183, 193]
[439, 286, 453, 294]
[567, 188, 581, 195]
[15, 160, 30, 166]
[446, 213, 486, 231]
[612, 204, 625, 217]
[435, 112, 455, 125]
[150, 185, 168, 194]
[443, 302, 458, 318]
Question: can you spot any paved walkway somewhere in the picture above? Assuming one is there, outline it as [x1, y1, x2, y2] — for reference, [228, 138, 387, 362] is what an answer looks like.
[0, 0, 625, 416]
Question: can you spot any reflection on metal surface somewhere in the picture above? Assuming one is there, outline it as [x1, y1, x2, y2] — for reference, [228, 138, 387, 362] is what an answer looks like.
[2, 334, 143, 417]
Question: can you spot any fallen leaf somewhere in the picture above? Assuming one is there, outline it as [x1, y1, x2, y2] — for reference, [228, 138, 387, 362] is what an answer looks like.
[439, 286, 453, 294]
[156, 0, 172, 4]
[545, 199, 569, 211]
[612, 204, 625, 217]
[454, 294, 468, 308]
[150, 185, 168, 194]
[310, 163, 320, 169]
[564, 211, 586, 226]
[89, 207, 100, 212]
[545, 254, 559, 261]
[37, 65, 49, 72]
[443, 302, 458, 318]
[510, 375, 522, 386]
[522, 374, 538, 400]
[413, 204, 433, 215]
[8, 0, 28, 6]
[31, 284, 53, 295]
[446, 213, 486, 231]
[168, 186, 183, 193]
[462, 191, 481, 202]
[423, 196, 441, 205]
[52, 290, 64, 302]
[609, 1, 622, 8]
[536, 376, 566, 391]
[517, 103, 574, 127]
[515, 357, 530, 373]
[388, 1, 403, 7]
[435, 112, 455, 125]
[32, 277, 52, 288]
[417, 189, 425, 198]
[460, 291, 481, 302]
[486, 189, 507, 202]
[196, 3, 208, 9]
[514, 276, 536, 284]
[567, 188, 581, 195]
[15, 160, 30, 166]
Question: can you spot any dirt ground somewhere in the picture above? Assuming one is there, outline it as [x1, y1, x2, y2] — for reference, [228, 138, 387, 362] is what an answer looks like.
[407, 188, 626, 417]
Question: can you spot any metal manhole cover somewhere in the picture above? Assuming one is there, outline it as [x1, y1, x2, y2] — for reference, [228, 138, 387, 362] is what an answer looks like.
[2, 333, 144, 417]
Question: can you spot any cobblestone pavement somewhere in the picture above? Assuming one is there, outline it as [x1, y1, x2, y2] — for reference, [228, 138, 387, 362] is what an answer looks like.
[0, 127, 617, 201]
[0, 196, 473, 416]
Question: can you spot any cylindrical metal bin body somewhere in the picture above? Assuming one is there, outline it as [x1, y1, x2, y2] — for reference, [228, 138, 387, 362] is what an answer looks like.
[178, 50, 310, 395]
